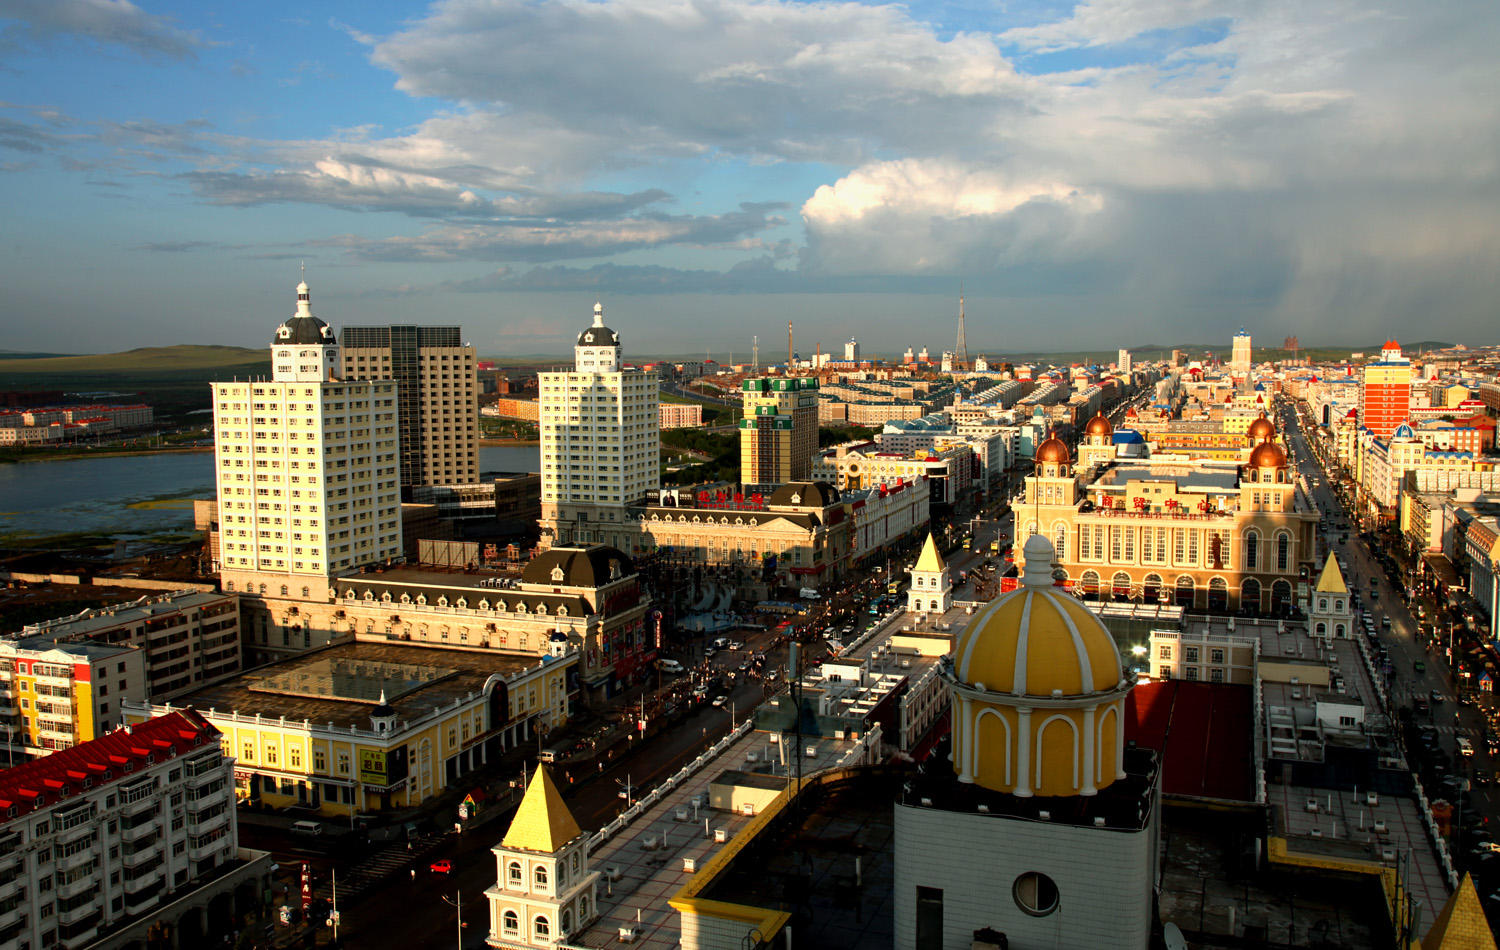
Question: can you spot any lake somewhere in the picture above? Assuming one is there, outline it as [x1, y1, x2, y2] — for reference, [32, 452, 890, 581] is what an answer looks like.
[0, 444, 540, 541]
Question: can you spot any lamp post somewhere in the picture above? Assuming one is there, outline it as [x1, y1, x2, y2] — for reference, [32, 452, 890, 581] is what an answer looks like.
[440, 891, 464, 949]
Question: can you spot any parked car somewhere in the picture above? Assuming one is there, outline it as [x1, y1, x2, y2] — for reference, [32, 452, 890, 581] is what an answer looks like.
[430, 859, 453, 874]
[1414, 661, 1427, 673]
[712, 695, 728, 707]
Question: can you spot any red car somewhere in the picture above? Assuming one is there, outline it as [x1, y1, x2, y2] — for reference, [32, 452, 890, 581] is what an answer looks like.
[430, 859, 452, 874]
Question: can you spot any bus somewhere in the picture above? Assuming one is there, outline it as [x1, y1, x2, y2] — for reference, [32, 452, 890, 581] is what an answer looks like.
[887, 580, 901, 596]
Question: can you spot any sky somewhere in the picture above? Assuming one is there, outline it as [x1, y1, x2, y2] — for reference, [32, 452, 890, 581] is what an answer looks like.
[1, 0, 1497, 359]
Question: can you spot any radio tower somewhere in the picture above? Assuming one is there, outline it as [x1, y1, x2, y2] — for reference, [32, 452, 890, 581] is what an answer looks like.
[955, 290, 969, 371]
[752, 335, 759, 374]
[787, 321, 794, 374]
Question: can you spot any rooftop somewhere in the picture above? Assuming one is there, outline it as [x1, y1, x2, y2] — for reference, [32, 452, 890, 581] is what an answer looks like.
[15, 589, 231, 642]
[152, 641, 560, 732]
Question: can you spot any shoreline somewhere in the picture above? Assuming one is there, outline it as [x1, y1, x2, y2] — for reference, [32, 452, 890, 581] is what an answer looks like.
[480, 438, 540, 446]
[0, 445, 214, 464]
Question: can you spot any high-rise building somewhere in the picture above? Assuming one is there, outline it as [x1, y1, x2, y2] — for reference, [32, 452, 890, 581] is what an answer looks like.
[0, 639, 144, 759]
[1231, 328, 1252, 372]
[341, 325, 480, 492]
[538, 303, 659, 547]
[1360, 340, 1413, 439]
[211, 281, 402, 640]
[843, 337, 860, 361]
[739, 376, 819, 490]
[1118, 348, 1133, 375]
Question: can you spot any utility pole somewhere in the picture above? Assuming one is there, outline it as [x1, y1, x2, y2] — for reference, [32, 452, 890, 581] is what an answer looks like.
[332, 868, 339, 943]
[441, 891, 464, 949]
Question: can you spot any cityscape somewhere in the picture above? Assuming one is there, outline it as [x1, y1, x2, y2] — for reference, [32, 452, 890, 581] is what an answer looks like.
[3, 3, 1500, 950]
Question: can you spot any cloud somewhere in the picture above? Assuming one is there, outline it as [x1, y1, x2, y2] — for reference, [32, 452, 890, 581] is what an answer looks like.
[0, 0, 203, 60]
[315, 203, 784, 263]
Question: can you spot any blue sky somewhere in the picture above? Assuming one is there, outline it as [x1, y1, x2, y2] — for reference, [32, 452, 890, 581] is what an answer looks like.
[1, 0, 1497, 358]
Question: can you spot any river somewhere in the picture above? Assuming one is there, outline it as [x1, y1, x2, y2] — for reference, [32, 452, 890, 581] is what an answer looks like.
[0, 445, 540, 541]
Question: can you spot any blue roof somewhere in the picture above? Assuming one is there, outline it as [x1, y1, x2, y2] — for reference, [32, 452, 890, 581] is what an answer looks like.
[1393, 422, 1415, 439]
[1113, 428, 1145, 444]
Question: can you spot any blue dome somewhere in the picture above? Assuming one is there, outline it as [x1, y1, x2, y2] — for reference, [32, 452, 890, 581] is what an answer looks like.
[1393, 422, 1415, 439]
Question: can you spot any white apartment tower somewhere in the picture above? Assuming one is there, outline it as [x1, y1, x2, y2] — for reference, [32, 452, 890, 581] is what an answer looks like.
[1118, 348, 1133, 375]
[212, 281, 402, 646]
[844, 337, 860, 361]
[1231, 327, 1252, 373]
[538, 303, 659, 548]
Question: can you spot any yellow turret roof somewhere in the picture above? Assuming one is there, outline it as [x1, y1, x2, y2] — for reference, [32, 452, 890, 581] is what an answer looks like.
[1314, 552, 1348, 594]
[500, 765, 582, 854]
[1422, 873, 1496, 950]
[914, 532, 945, 573]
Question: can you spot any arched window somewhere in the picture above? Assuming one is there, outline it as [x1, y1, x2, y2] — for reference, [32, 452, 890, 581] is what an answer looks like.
[508, 861, 522, 884]
[1335, 623, 1346, 638]
[1174, 575, 1195, 607]
[1275, 532, 1291, 571]
[281, 585, 289, 596]
[1080, 570, 1100, 598]
[1053, 522, 1067, 558]
[1111, 571, 1131, 599]
[562, 910, 573, 934]
[503, 910, 519, 933]
[535, 865, 548, 888]
[1241, 578, 1261, 612]
[534, 916, 550, 940]
[1243, 531, 1259, 571]
[571, 852, 579, 873]
[930, 600, 939, 611]
[1143, 573, 1163, 602]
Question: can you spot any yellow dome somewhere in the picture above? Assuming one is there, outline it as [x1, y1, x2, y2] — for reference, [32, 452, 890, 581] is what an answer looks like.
[952, 534, 1122, 698]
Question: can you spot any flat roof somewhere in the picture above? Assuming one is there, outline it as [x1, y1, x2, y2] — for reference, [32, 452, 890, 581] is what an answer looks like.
[1091, 461, 1241, 492]
[158, 641, 555, 730]
[16, 589, 232, 641]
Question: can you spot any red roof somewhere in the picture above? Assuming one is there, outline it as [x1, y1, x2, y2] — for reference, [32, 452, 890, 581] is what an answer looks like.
[0, 710, 219, 823]
[1384, 340, 1401, 349]
[1126, 680, 1254, 802]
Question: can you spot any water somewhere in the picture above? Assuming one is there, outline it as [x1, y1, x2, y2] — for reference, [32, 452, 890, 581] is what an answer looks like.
[0, 444, 540, 541]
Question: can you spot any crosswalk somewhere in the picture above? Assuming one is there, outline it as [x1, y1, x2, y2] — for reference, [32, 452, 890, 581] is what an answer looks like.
[311, 835, 448, 904]
[1430, 724, 1480, 738]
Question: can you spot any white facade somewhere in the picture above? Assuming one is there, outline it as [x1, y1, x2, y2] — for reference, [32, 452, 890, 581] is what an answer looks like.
[893, 801, 1159, 950]
[908, 537, 952, 616]
[212, 281, 402, 593]
[1118, 348, 1133, 375]
[0, 712, 238, 950]
[539, 303, 659, 547]
[844, 338, 860, 361]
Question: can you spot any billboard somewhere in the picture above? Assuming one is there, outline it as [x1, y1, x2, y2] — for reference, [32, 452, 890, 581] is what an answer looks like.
[357, 746, 409, 788]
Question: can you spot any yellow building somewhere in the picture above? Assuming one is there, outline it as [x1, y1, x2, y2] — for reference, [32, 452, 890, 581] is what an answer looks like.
[739, 376, 819, 489]
[486, 766, 599, 947]
[123, 641, 576, 817]
[0, 641, 146, 759]
[1019, 421, 1318, 614]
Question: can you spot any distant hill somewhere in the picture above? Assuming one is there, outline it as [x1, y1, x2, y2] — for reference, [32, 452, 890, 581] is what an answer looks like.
[0, 345, 267, 375]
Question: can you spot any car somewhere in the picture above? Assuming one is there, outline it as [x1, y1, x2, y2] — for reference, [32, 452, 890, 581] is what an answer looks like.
[1414, 661, 1426, 673]
[728, 641, 745, 651]
[712, 695, 728, 707]
[1431, 690, 1445, 704]
[430, 859, 453, 874]
[1415, 699, 1430, 714]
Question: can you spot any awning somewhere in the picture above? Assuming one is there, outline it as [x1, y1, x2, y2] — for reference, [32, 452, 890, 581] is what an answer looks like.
[1424, 553, 1463, 589]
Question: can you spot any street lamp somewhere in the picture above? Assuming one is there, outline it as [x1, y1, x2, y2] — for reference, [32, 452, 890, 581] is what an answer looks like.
[440, 891, 466, 949]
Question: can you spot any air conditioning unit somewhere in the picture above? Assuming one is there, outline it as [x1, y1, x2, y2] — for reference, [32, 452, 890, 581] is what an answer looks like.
[619, 927, 636, 943]
[682, 858, 697, 873]
[1374, 821, 1388, 834]
[1305, 799, 1320, 813]
[641, 836, 659, 851]
[741, 803, 756, 816]
[714, 827, 727, 843]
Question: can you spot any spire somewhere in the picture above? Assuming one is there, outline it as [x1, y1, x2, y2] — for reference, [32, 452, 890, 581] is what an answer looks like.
[501, 765, 583, 853]
[914, 532, 945, 573]
[592, 301, 604, 328]
[955, 288, 968, 370]
[296, 277, 312, 316]
[1020, 532, 1056, 587]
[1422, 873, 1496, 950]
[1314, 552, 1348, 594]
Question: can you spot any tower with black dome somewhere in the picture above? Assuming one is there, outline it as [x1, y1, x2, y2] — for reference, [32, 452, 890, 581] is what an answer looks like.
[538, 302, 659, 548]
[894, 532, 1161, 949]
[212, 278, 403, 662]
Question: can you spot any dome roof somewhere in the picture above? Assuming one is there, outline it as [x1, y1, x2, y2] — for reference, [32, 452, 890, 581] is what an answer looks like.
[1246, 413, 1276, 442]
[1247, 440, 1287, 469]
[1084, 412, 1112, 437]
[950, 534, 1122, 698]
[577, 301, 620, 346]
[273, 281, 336, 346]
[1035, 434, 1070, 465]
[522, 544, 634, 588]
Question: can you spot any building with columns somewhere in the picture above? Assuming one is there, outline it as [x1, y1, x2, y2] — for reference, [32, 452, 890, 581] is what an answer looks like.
[1017, 419, 1318, 614]
[538, 303, 659, 548]
[486, 765, 599, 948]
[895, 532, 1160, 949]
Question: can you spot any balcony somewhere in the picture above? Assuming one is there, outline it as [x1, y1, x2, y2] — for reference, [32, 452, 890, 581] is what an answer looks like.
[123, 885, 160, 915]
[189, 808, 229, 836]
[0, 875, 20, 901]
[122, 838, 161, 866]
[0, 903, 24, 932]
[55, 848, 97, 874]
[55, 870, 98, 902]
[120, 815, 159, 842]
[188, 835, 228, 863]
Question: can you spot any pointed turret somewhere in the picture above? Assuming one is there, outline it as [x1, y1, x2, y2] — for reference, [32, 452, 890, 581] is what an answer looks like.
[1422, 873, 1496, 950]
[914, 532, 945, 574]
[1314, 552, 1348, 595]
[501, 765, 583, 853]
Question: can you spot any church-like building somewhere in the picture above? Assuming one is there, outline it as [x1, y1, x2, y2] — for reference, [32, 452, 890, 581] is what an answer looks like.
[894, 532, 1161, 948]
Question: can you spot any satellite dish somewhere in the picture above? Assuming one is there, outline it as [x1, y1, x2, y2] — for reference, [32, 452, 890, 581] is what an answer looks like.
[1163, 923, 1188, 950]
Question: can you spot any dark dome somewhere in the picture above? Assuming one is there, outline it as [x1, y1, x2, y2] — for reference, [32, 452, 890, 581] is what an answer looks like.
[1247, 413, 1276, 442]
[767, 481, 840, 508]
[1036, 435, 1070, 465]
[577, 325, 620, 346]
[274, 315, 335, 346]
[522, 545, 634, 588]
[1248, 440, 1287, 469]
[1084, 412, 1113, 437]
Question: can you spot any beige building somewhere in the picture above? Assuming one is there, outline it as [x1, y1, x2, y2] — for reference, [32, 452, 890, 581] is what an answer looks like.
[213, 282, 403, 659]
[539, 303, 659, 547]
[658, 402, 703, 429]
[341, 325, 480, 491]
[0, 640, 144, 760]
[739, 376, 819, 489]
[1018, 421, 1318, 614]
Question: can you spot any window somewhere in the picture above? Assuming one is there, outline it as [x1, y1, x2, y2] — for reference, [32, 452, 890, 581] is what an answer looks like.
[534, 865, 547, 888]
[1210, 669, 1224, 683]
[1210, 649, 1224, 663]
[1185, 667, 1199, 681]
[1244, 532, 1259, 570]
[1158, 646, 1172, 659]
[534, 916, 550, 940]
[1276, 532, 1291, 571]
[1184, 647, 1199, 663]
[1013, 872, 1059, 917]
[1339, 715, 1356, 727]
[503, 910, 518, 933]
[916, 886, 944, 950]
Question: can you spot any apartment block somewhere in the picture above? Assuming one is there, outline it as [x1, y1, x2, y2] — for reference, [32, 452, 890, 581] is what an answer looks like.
[739, 376, 818, 490]
[0, 642, 145, 761]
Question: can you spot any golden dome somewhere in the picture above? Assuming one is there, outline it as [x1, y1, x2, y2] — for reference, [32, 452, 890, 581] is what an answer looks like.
[952, 534, 1122, 698]
[1035, 435, 1070, 465]
[1083, 412, 1113, 437]
[1248, 440, 1287, 469]
[1246, 413, 1275, 442]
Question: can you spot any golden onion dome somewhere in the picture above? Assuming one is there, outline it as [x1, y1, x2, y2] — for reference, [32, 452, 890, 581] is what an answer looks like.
[1035, 435, 1071, 465]
[1084, 412, 1113, 437]
[950, 534, 1122, 698]
[1246, 413, 1276, 442]
[1248, 440, 1287, 469]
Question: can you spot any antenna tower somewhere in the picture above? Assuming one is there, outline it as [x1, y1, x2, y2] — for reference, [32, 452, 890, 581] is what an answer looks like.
[753, 335, 759, 374]
[956, 290, 969, 371]
[788, 321, 794, 374]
